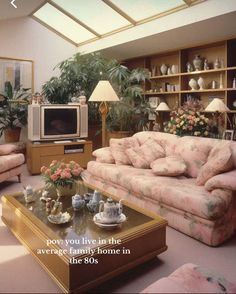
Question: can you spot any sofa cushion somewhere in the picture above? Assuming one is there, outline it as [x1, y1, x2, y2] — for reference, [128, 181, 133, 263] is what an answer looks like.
[141, 263, 236, 293]
[110, 137, 139, 165]
[175, 136, 214, 178]
[196, 141, 234, 185]
[0, 144, 18, 155]
[151, 156, 187, 176]
[126, 138, 165, 169]
[0, 154, 25, 173]
[86, 161, 230, 220]
[93, 147, 115, 164]
[205, 170, 236, 191]
[133, 131, 179, 156]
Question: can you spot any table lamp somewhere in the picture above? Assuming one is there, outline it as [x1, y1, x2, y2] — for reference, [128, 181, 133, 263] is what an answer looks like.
[155, 102, 170, 131]
[89, 80, 119, 147]
[205, 98, 230, 137]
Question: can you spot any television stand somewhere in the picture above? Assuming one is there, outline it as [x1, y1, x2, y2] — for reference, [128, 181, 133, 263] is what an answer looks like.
[27, 140, 92, 174]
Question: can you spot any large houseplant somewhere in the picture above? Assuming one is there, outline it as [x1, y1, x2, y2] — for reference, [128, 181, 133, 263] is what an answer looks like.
[106, 65, 151, 141]
[0, 82, 31, 142]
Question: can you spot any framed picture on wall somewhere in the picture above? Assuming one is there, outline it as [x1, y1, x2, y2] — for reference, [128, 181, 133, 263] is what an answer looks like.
[223, 130, 234, 140]
[0, 57, 34, 94]
[149, 97, 160, 108]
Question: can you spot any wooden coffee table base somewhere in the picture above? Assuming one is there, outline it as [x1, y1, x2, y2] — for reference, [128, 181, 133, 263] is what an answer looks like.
[2, 187, 167, 293]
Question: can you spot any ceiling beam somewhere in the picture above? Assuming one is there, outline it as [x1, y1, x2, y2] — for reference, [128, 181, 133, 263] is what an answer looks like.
[102, 0, 136, 25]
[30, 0, 49, 16]
[48, 0, 101, 38]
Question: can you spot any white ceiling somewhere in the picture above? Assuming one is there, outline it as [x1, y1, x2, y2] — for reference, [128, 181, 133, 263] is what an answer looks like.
[0, 0, 45, 20]
[0, 0, 236, 63]
[99, 11, 236, 60]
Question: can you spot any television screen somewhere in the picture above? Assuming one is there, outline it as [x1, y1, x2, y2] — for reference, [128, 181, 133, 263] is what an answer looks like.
[44, 108, 77, 135]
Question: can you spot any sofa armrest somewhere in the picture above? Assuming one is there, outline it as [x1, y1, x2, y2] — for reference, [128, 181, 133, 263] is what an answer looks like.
[0, 144, 18, 156]
[92, 147, 115, 163]
[205, 169, 236, 191]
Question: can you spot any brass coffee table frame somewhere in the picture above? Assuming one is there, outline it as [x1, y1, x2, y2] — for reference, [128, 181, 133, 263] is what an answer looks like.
[2, 182, 167, 293]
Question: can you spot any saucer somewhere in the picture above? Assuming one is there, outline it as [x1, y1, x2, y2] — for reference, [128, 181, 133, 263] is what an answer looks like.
[48, 212, 72, 224]
[93, 213, 127, 226]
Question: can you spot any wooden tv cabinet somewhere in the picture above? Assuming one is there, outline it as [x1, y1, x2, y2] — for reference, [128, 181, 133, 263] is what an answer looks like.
[27, 140, 92, 174]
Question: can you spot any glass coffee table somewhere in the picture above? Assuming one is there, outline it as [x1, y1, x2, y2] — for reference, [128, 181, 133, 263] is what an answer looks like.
[2, 181, 167, 293]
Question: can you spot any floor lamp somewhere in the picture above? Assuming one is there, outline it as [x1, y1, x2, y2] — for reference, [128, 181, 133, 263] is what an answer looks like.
[155, 102, 170, 131]
[89, 81, 119, 147]
[205, 98, 230, 137]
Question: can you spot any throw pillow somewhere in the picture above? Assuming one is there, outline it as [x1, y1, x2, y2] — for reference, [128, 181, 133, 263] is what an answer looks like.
[125, 138, 165, 169]
[175, 136, 213, 178]
[205, 170, 236, 191]
[92, 147, 115, 164]
[110, 137, 139, 165]
[151, 155, 187, 176]
[196, 141, 234, 185]
[0, 144, 18, 155]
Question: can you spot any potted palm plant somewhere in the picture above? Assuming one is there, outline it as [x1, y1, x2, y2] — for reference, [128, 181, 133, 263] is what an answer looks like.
[106, 65, 151, 143]
[0, 82, 31, 142]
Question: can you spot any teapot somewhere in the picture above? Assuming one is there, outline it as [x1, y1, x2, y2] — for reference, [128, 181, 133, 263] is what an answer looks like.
[23, 185, 36, 203]
[99, 198, 123, 224]
[87, 190, 101, 213]
[72, 194, 85, 211]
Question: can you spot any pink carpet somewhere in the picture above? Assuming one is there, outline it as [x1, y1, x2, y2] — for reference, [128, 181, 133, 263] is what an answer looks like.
[0, 165, 236, 293]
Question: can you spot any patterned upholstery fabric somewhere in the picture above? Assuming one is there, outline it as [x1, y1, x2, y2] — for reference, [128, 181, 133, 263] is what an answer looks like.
[175, 136, 214, 178]
[126, 138, 165, 169]
[197, 141, 234, 185]
[151, 156, 187, 176]
[0, 154, 24, 173]
[93, 147, 115, 164]
[205, 170, 236, 191]
[110, 137, 139, 165]
[84, 132, 236, 245]
[0, 144, 18, 155]
[82, 170, 236, 246]
[133, 131, 179, 156]
[86, 161, 231, 220]
[0, 166, 22, 183]
[141, 263, 236, 293]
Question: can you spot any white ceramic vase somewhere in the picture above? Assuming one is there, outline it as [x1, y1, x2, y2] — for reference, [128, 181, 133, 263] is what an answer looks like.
[197, 77, 206, 90]
[189, 78, 198, 90]
[160, 64, 167, 75]
[171, 65, 178, 74]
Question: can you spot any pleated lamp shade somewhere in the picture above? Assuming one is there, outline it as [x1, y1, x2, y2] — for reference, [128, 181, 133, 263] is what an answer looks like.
[205, 98, 229, 112]
[156, 102, 170, 111]
[89, 81, 119, 102]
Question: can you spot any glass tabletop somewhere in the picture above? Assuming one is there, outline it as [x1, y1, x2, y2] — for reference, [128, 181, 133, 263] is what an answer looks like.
[15, 183, 152, 255]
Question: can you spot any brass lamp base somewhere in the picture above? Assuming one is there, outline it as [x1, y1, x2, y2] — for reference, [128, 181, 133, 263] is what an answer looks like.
[99, 101, 109, 147]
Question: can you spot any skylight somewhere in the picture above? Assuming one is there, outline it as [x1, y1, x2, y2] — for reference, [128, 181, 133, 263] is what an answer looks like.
[32, 0, 205, 46]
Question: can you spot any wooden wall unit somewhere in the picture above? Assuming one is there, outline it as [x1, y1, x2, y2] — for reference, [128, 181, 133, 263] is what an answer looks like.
[124, 38, 236, 129]
[27, 140, 92, 174]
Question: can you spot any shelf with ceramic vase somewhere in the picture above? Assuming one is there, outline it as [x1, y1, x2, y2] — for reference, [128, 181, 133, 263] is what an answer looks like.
[181, 68, 227, 76]
[150, 73, 180, 79]
[144, 91, 180, 95]
[181, 89, 227, 93]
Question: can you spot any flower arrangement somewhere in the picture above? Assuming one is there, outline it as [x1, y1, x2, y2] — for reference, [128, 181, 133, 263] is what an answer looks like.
[164, 99, 209, 137]
[41, 160, 83, 189]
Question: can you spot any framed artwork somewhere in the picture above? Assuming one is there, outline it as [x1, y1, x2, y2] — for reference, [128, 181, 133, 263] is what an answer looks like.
[223, 130, 234, 140]
[149, 96, 160, 108]
[0, 57, 34, 94]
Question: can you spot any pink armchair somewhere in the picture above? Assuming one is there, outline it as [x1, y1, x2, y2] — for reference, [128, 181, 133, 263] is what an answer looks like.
[0, 144, 25, 183]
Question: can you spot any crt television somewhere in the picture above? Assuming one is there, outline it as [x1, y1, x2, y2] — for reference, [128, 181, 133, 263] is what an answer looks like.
[28, 104, 88, 141]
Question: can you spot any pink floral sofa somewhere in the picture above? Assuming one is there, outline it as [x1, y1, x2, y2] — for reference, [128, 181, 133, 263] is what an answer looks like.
[82, 132, 236, 246]
[0, 144, 25, 183]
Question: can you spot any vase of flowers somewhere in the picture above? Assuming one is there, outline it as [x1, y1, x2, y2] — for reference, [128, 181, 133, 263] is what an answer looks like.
[41, 160, 83, 198]
[164, 99, 209, 137]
